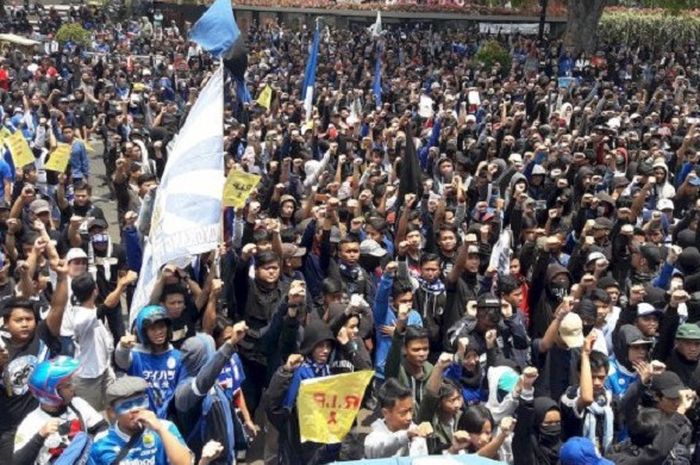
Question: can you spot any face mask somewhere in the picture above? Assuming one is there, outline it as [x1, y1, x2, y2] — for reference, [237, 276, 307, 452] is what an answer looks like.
[538, 423, 561, 446]
[597, 206, 607, 217]
[550, 282, 569, 300]
[91, 233, 109, 245]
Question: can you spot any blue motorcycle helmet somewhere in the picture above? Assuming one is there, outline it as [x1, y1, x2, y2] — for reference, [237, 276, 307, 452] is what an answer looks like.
[134, 304, 172, 348]
[28, 356, 80, 407]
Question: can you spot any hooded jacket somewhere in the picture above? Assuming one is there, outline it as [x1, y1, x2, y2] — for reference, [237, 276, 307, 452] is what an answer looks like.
[529, 251, 571, 339]
[265, 320, 341, 465]
[174, 334, 237, 465]
[512, 397, 562, 465]
[651, 159, 676, 200]
[605, 325, 646, 398]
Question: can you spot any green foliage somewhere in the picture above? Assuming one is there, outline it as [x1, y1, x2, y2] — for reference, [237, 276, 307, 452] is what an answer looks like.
[475, 40, 512, 76]
[599, 10, 700, 49]
[55, 23, 91, 46]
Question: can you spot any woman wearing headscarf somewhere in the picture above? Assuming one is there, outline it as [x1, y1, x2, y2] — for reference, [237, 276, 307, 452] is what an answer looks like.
[512, 393, 563, 465]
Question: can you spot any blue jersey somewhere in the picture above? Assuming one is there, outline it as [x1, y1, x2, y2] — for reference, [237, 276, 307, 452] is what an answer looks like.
[605, 357, 638, 399]
[88, 420, 188, 465]
[372, 274, 423, 379]
[216, 352, 246, 401]
[128, 346, 186, 418]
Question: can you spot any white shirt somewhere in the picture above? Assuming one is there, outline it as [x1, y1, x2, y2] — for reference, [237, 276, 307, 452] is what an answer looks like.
[72, 305, 114, 379]
[14, 397, 103, 465]
[365, 419, 428, 459]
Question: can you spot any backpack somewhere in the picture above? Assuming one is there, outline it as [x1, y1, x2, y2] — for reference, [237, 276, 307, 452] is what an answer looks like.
[53, 432, 92, 465]
[53, 403, 92, 465]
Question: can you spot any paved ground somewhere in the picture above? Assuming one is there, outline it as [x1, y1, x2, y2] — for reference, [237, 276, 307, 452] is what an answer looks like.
[86, 139, 119, 234]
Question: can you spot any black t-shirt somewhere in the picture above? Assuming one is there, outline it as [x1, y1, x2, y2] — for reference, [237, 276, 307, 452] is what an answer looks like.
[0, 321, 61, 432]
[170, 293, 199, 350]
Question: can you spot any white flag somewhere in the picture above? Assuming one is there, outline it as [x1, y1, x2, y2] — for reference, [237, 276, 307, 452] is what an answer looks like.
[368, 11, 382, 38]
[489, 229, 513, 277]
[130, 64, 226, 322]
[418, 94, 434, 118]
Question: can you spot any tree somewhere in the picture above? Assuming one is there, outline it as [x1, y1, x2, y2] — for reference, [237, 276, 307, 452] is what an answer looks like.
[563, 0, 607, 54]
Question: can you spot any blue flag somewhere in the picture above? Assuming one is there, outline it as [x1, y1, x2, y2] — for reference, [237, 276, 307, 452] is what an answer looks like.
[190, 0, 240, 58]
[372, 52, 382, 109]
[302, 26, 321, 120]
[235, 76, 252, 104]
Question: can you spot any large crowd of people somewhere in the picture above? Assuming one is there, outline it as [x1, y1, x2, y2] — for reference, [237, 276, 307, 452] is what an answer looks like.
[1, 3, 700, 465]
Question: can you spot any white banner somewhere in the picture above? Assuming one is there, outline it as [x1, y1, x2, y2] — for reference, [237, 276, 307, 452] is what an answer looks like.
[478, 23, 549, 35]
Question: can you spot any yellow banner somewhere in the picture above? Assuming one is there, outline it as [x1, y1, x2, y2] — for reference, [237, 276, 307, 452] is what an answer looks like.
[6, 131, 34, 168]
[297, 370, 373, 444]
[45, 143, 71, 172]
[0, 127, 11, 142]
[222, 170, 261, 208]
[256, 84, 272, 110]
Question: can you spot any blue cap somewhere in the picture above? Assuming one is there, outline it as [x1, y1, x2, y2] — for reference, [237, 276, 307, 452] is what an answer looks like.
[560, 437, 614, 465]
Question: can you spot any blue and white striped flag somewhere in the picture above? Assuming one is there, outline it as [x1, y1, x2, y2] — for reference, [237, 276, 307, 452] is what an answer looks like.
[302, 24, 321, 121]
[130, 65, 226, 322]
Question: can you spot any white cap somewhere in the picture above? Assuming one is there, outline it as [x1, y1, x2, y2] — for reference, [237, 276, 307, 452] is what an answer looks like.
[66, 248, 88, 262]
[508, 153, 523, 164]
[657, 198, 674, 211]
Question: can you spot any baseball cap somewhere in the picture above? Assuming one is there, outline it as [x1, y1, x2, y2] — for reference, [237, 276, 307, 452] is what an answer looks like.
[466, 244, 480, 255]
[559, 312, 584, 348]
[560, 437, 614, 465]
[650, 371, 684, 399]
[476, 293, 500, 309]
[689, 175, 700, 187]
[612, 176, 630, 189]
[65, 248, 88, 263]
[88, 217, 108, 231]
[29, 199, 50, 215]
[592, 217, 614, 230]
[532, 165, 547, 176]
[279, 194, 297, 207]
[636, 302, 662, 318]
[676, 323, 700, 340]
[508, 153, 523, 164]
[657, 198, 674, 211]
[281, 243, 306, 259]
[360, 239, 387, 258]
[106, 375, 148, 405]
[586, 251, 606, 265]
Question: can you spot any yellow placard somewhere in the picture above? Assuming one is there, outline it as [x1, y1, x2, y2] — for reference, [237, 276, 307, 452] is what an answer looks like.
[0, 127, 11, 142]
[44, 143, 71, 172]
[256, 84, 272, 110]
[297, 370, 373, 444]
[6, 130, 34, 168]
[222, 170, 261, 208]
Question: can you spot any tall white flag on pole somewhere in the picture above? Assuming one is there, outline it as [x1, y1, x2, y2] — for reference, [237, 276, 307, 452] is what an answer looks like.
[368, 11, 382, 37]
[130, 64, 226, 323]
